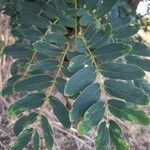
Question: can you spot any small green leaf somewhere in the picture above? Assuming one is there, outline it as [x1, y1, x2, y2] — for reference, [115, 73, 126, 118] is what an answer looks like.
[54, 0, 66, 14]
[100, 63, 145, 80]
[3, 43, 33, 59]
[77, 101, 105, 135]
[70, 83, 100, 122]
[16, 27, 42, 42]
[29, 59, 59, 74]
[134, 79, 150, 96]
[1, 75, 21, 96]
[14, 74, 52, 92]
[64, 66, 96, 97]
[109, 120, 129, 150]
[113, 24, 140, 39]
[56, 78, 67, 94]
[75, 37, 87, 53]
[13, 112, 38, 136]
[96, 0, 117, 17]
[79, 11, 95, 26]
[84, 23, 100, 41]
[59, 15, 76, 28]
[89, 26, 111, 49]
[95, 121, 110, 150]
[11, 59, 28, 75]
[21, 11, 49, 29]
[130, 41, 150, 56]
[8, 93, 46, 116]
[51, 24, 67, 34]
[93, 43, 132, 62]
[68, 54, 91, 73]
[85, 0, 99, 10]
[126, 55, 150, 72]
[104, 80, 150, 105]
[11, 128, 33, 150]
[33, 41, 61, 58]
[45, 32, 68, 46]
[33, 131, 40, 150]
[49, 96, 71, 128]
[41, 115, 53, 150]
[108, 99, 150, 125]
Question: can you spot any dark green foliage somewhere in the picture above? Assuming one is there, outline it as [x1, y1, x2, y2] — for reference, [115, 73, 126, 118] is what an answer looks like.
[49, 96, 71, 128]
[1, 0, 150, 149]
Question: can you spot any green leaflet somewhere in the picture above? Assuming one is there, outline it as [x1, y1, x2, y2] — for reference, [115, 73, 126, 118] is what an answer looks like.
[126, 55, 150, 72]
[54, 0, 66, 14]
[11, 59, 28, 75]
[109, 120, 129, 150]
[49, 96, 71, 128]
[3, 43, 33, 59]
[64, 66, 96, 97]
[29, 59, 59, 74]
[89, 25, 111, 49]
[33, 41, 62, 58]
[59, 14, 76, 28]
[45, 32, 68, 46]
[68, 54, 91, 73]
[130, 41, 150, 56]
[104, 80, 150, 105]
[79, 10, 95, 26]
[10, 128, 33, 150]
[85, 0, 99, 10]
[43, 3, 58, 19]
[84, 23, 100, 41]
[33, 131, 40, 150]
[108, 99, 150, 125]
[134, 79, 150, 96]
[77, 101, 105, 135]
[51, 24, 67, 35]
[14, 74, 52, 92]
[113, 24, 140, 39]
[100, 63, 145, 80]
[21, 11, 49, 29]
[13, 112, 38, 136]
[15, 28, 42, 42]
[75, 37, 87, 53]
[96, 0, 117, 17]
[56, 78, 67, 94]
[70, 83, 100, 122]
[1, 75, 21, 96]
[8, 93, 46, 116]
[95, 121, 110, 150]
[93, 43, 132, 62]
[41, 115, 53, 150]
